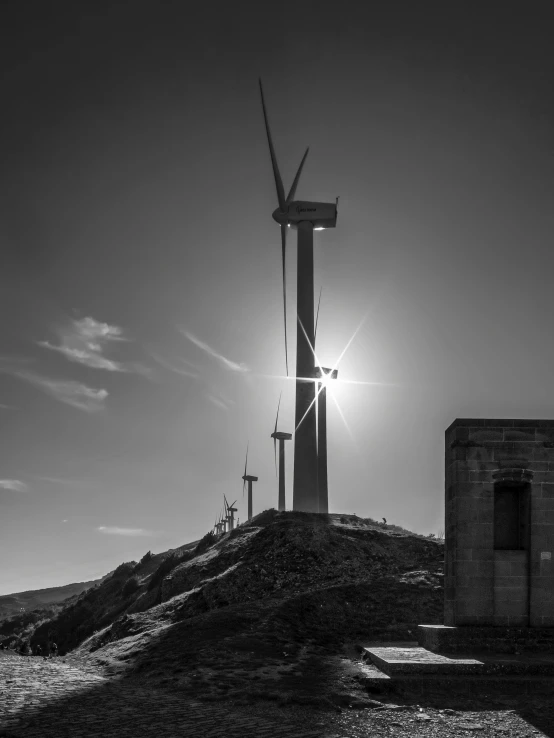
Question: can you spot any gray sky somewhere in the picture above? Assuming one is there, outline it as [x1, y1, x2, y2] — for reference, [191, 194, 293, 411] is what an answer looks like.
[1, 1, 553, 594]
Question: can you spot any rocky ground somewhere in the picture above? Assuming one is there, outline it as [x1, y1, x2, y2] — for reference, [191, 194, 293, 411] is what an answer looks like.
[2, 648, 552, 737]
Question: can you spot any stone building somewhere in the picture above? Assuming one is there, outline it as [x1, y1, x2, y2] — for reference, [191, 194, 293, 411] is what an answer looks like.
[444, 418, 554, 627]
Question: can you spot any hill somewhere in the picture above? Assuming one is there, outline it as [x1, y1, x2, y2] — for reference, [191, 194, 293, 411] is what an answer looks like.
[0, 579, 103, 621]
[1, 511, 444, 707]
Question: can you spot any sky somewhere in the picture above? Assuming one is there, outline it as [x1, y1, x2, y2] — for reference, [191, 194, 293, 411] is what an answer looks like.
[1, 1, 553, 595]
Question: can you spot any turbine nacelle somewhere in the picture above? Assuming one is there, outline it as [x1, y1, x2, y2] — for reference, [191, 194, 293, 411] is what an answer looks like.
[271, 200, 338, 230]
[271, 431, 292, 441]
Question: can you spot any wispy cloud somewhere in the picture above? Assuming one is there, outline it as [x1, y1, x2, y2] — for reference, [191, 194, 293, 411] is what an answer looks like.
[1, 368, 108, 412]
[38, 316, 137, 373]
[0, 479, 28, 492]
[97, 526, 154, 537]
[32, 475, 92, 486]
[206, 394, 230, 410]
[180, 330, 249, 373]
[148, 350, 198, 378]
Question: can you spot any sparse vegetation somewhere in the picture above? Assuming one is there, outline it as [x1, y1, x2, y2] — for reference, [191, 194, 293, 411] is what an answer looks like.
[122, 575, 141, 598]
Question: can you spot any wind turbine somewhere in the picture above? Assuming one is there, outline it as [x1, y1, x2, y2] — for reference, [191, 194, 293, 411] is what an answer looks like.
[259, 79, 338, 513]
[224, 494, 238, 531]
[270, 392, 292, 511]
[241, 444, 258, 521]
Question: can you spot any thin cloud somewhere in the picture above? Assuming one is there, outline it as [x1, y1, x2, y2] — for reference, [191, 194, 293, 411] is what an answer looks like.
[97, 526, 154, 537]
[3, 369, 108, 412]
[38, 342, 125, 371]
[180, 330, 249, 373]
[148, 350, 198, 378]
[206, 394, 230, 410]
[38, 316, 138, 373]
[0, 480, 28, 492]
[32, 475, 92, 486]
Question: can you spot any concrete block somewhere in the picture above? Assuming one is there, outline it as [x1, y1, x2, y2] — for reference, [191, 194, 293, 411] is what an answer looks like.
[469, 428, 504, 442]
[470, 470, 493, 482]
[455, 482, 486, 498]
[494, 576, 528, 588]
[494, 599, 528, 616]
[542, 484, 554, 498]
[536, 429, 554, 442]
[530, 472, 554, 485]
[532, 448, 554, 461]
[494, 446, 534, 460]
[470, 548, 495, 561]
[510, 560, 529, 576]
[483, 419, 515, 427]
[455, 548, 473, 560]
[450, 446, 467, 461]
[494, 560, 513, 576]
[505, 429, 538, 442]
[533, 498, 554, 511]
[466, 447, 493, 461]
[530, 461, 550, 472]
[494, 587, 527, 602]
[456, 600, 494, 617]
[479, 508, 494, 525]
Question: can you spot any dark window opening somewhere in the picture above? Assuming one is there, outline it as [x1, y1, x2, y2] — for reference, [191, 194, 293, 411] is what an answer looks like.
[494, 483, 529, 550]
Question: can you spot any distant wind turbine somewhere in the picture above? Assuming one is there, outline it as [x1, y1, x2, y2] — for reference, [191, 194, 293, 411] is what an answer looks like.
[270, 392, 292, 512]
[241, 444, 258, 521]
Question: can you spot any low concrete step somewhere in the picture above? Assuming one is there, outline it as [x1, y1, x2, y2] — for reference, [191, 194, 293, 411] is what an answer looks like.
[363, 647, 483, 675]
[363, 645, 554, 677]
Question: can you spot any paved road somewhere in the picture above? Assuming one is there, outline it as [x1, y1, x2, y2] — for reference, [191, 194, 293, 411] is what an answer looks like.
[0, 654, 324, 737]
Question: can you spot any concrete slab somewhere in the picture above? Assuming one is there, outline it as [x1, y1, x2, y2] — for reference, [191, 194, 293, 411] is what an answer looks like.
[363, 645, 554, 677]
[364, 646, 485, 675]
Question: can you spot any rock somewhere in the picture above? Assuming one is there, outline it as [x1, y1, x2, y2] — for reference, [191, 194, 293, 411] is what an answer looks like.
[457, 722, 484, 731]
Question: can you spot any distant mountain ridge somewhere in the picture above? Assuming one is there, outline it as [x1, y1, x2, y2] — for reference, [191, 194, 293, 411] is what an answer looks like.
[0, 538, 201, 622]
[0, 579, 105, 620]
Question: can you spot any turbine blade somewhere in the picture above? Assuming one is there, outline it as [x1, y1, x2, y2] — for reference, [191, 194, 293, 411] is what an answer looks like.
[259, 79, 286, 212]
[314, 286, 322, 347]
[274, 391, 282, 434]
[286, 147, 309, 204]
[244, 443, 249, 477]
[281, 224, 289, 376]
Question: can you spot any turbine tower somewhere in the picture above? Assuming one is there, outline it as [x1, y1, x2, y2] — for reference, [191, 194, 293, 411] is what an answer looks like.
[241, 444, 259, 521]
[270, 392, 292, 511]
[259, 79, 338, 512]
[315, 366, 338, 514]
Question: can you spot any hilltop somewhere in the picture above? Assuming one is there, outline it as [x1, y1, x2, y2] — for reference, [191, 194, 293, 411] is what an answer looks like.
[3, 512, 444, 708]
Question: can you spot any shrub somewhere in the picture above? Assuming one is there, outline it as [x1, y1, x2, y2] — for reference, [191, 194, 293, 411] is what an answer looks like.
[140, 551, 153, 564]
[122, 575, 141, 598]
[194, 531, 216, 555]
[111, 562, 137, 579]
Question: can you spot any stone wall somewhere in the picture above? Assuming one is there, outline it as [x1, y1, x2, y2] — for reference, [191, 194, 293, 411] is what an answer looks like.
[445, 419, 554, 627]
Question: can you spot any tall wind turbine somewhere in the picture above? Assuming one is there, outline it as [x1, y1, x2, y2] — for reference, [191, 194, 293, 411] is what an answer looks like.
[241, 444, 258, 521]
[270, 392, 292, 511]
[259, 79, 338, 512]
